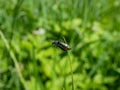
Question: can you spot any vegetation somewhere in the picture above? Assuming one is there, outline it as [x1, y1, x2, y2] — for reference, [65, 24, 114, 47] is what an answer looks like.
[0, 0, 120, 90]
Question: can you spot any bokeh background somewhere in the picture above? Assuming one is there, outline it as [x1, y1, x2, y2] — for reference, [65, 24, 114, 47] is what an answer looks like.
[0, 0, 120, 90]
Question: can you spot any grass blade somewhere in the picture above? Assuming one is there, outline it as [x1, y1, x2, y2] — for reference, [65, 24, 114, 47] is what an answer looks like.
[0, 31, 28, 90]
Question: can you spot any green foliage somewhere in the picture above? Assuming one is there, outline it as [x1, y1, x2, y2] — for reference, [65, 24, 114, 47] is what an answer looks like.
[0, 0, 120, 90]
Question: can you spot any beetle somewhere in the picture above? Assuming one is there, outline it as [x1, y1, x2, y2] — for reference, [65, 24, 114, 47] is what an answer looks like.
[52, 41, 71, 51]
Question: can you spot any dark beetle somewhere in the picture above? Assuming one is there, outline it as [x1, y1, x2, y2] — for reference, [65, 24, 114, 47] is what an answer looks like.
[52, 41, 71, 51]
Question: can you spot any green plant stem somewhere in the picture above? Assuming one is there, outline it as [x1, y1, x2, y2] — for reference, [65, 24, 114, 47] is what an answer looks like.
[67, 51, 74, 90]
[0, 31, 28, 90]
[31, 46, 37, 90]
[63, 36, 74, 90]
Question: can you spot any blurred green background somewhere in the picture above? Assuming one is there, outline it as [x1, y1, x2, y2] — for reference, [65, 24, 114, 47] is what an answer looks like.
[0, 0, 120, 90]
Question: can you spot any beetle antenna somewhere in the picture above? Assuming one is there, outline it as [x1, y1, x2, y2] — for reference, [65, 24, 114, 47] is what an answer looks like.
[63, 36, 67, 44]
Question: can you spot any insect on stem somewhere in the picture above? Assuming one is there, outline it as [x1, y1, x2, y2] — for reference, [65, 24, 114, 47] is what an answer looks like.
[52, 37, 74, 90]
[52, 41, 71, 51]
